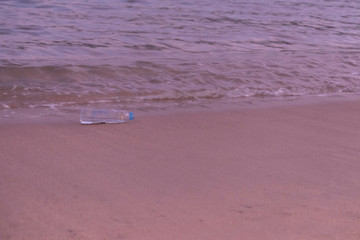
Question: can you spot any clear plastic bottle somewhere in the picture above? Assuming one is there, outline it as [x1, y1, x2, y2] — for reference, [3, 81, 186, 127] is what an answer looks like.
[80, 108, 134, 124]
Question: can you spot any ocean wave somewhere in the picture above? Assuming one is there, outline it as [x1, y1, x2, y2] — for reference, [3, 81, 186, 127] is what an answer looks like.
[1, 0, 360, 116]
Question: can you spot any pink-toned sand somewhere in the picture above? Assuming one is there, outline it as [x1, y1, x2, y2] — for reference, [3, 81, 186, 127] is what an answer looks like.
[1, 101, 360, 240]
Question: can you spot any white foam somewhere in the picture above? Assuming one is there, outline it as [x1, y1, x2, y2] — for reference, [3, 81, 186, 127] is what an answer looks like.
[2, 104, 10, 109]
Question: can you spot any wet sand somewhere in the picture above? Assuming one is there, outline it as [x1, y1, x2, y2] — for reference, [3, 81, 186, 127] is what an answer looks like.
[1, 101, 360, 240]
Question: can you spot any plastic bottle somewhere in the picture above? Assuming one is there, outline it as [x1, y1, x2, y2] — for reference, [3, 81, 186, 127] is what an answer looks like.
[80, 108, 134, 124]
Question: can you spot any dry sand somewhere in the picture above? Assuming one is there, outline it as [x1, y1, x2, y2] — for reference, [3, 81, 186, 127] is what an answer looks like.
[1, 100, 360, 240]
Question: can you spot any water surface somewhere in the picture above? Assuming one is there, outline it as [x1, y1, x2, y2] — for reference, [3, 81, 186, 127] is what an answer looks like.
[1, 0, 360, 119]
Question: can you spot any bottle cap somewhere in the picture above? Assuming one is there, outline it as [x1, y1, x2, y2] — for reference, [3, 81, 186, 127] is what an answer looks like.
[129, 112, 134, 120]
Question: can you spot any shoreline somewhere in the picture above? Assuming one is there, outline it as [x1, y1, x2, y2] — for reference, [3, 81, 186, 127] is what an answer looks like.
[1, 93, 360, 125]
[1, 98, 360, 239]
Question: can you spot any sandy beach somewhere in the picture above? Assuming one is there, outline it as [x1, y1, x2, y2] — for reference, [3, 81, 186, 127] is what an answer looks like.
[1, 100, 360, 240]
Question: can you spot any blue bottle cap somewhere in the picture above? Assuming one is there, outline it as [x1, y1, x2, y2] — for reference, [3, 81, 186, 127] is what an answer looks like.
[129, 112, 134, 120]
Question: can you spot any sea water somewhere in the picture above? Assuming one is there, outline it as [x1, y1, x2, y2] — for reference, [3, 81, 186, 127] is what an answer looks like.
[1, 0, 360, 120]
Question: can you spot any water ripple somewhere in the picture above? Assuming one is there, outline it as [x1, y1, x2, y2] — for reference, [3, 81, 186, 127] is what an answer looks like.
[1, 0, 360, 114]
